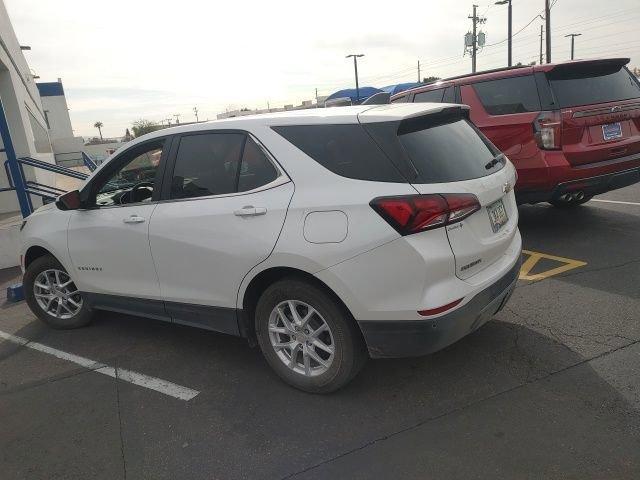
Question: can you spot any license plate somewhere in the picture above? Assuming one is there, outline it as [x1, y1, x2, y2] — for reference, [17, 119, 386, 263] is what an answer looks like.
[487, 199, 508, 233]
[602, 122, 622, 141]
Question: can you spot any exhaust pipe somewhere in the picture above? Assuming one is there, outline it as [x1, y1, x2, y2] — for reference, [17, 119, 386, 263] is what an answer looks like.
[559, 193, 572, 202]
[574, 191, 585, 201]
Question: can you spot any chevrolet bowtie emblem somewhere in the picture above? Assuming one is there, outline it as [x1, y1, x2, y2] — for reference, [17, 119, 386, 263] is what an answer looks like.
[503, 182, 512, 194]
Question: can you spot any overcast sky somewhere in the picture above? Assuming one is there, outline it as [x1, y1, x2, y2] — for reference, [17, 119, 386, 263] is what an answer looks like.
[6, 0, 640, 137]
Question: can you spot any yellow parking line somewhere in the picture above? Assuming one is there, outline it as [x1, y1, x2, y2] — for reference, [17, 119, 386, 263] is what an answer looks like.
[519, 249, 587, 281]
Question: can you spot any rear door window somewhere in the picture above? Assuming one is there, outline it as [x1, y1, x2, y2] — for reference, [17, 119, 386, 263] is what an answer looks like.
[547, 66, 640, 108]
[272, 124, 404, 182]
[473, 75, 541, 115]
[413, 89, 445, 103]
[238, 137, 278, 192]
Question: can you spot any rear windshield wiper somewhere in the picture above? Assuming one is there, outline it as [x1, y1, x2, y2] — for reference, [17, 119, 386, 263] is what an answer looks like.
[485, 154, 505, 170]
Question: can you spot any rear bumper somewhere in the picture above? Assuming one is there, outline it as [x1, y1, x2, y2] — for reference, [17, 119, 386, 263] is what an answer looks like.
[517, 165, 640, 204]
[358, 257, 521, 359]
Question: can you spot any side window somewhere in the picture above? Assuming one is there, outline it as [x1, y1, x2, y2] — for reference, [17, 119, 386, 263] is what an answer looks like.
[391, 95, 407, 104]
[238, 137, 278, 192]
[170, 133, 245, 199]
[94, 141, 164, 207]
[473, 75, 541, 115]
[272, 124, 404, 183]
[413, 88, 445, 103]
[442, 86, 457, 103]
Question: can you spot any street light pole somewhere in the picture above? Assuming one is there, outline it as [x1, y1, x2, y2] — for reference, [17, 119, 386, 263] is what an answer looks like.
[346, 54, 364, 103]
[565, 33, 581, 60]
[545, 0, 552, 63]
[495, 0, 512, 67]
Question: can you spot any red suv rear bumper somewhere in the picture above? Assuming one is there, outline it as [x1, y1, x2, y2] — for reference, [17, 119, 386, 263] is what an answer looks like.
[515, 151, 640, 204]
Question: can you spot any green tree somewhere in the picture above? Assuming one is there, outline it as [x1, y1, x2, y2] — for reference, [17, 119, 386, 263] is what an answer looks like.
[131, 119, 161, 138]
[93, 121, 103, 140]
[422, 76, 441, 84]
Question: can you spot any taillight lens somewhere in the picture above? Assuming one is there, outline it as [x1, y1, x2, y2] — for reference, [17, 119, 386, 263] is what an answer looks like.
[534, 110, 562, 150]
[370, 193, 481, 235]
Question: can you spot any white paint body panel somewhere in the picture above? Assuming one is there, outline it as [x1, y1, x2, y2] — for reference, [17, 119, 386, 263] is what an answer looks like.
[67, 205, 161, 299]
[149, 183, 294, 307]
[303, 211, 348, 244]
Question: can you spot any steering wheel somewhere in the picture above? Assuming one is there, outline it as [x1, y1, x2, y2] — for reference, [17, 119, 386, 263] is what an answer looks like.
[121, 181, 154, 204]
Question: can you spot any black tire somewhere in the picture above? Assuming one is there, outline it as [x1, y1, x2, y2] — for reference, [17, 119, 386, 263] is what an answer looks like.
[255, 278, 367, 393]
[549, 195, 593, 208]
[24, 255, 93, 329]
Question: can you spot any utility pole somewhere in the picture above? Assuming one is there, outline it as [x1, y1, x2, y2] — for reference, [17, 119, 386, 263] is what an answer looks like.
[539, 25, 544, 65]
[417, 60, 421, 82]
[466, 5, 486, 73]
[193, 107, 199, 122]
[545, 0, 551, 63]
[346, 54, 364, 103]
[565, 33, 581, 60]
[315, 88, 319, 107]
[173, 114, 180, 124]
[495, 0, 512, 66]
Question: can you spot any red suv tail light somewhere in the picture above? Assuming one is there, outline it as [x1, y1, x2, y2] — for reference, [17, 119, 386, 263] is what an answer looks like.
[534, 110, 563, 150]
[370, 193, 480, 235]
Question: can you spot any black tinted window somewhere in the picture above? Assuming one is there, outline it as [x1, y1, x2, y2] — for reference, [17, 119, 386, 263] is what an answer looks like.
[473, 75, 541, 115]
[442, 86, 457, 103]
[391, 95, 407, 103]
[170, 133, 244, 199]
[548, 66, 640, 108]
[398, 119, 501, 183]
[413, 89, 445, 103]
[238, 137, 278, 192]
[272, 124, 404, 182]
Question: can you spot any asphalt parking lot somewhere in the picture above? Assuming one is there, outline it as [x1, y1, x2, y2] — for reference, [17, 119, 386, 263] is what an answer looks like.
[1, 185, 639, 480]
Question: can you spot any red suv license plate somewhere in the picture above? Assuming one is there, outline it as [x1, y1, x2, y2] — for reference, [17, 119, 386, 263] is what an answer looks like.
[602, 122, 623, 141]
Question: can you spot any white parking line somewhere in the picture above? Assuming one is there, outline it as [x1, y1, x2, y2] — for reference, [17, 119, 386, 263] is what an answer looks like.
[0, 330, 199, 401]
[592, 199, 640, 206]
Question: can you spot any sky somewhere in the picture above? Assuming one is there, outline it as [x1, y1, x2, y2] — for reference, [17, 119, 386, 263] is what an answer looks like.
[6, 0, 640, 138]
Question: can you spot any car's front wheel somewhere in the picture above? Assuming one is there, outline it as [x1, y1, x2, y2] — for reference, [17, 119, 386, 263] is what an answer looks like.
[24, 255, 93, 329]
[255, 278, 367, 393]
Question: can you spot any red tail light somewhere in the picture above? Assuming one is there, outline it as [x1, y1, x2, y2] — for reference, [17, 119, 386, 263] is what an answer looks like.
[534, 110, 562, 150]
[370, 193, 480, 235]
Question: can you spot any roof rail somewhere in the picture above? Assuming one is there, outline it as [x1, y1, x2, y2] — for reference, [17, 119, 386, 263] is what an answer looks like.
[428, 64, 531, 85]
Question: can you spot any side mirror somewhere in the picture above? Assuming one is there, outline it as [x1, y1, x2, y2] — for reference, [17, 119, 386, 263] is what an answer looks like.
[56, 190, 82, 210]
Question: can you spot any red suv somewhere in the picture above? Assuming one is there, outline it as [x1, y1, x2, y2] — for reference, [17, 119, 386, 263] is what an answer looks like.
[392, 58, 640, 206]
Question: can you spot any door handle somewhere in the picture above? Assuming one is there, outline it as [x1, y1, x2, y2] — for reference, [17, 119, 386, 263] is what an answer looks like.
[234, 206, 267, 217]
[123, 215, 146, 224]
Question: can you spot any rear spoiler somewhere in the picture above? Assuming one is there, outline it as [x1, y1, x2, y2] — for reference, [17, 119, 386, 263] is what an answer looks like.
[546, 58, 630, 79]
[397, 106, 470, 135]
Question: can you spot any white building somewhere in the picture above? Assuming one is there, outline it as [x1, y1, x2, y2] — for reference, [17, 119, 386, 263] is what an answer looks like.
[0, 0, 57, 267]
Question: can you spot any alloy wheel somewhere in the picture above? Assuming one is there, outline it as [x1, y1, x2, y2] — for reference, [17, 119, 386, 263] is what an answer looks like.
[33, 269, 83, 319]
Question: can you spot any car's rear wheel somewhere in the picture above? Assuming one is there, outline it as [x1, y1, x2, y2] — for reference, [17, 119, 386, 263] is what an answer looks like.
[24, 255, 93, 329]
[549, 194, 593, 208]
[255, 278, 367, 393]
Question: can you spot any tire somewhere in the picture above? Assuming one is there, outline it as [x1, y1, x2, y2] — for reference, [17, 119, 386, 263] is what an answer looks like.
[24, 255, 93, 329]
[255, 278, 367, 393]
[549, 195, 593, 208]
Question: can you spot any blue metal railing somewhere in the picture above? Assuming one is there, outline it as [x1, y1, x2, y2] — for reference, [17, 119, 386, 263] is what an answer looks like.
[54, 150, 98, 171]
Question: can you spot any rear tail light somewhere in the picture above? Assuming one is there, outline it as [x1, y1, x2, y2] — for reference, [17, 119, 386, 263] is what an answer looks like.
[370, 193, 480, 235]
[534, 110, 562, 150]
[418, 297, 464, 317]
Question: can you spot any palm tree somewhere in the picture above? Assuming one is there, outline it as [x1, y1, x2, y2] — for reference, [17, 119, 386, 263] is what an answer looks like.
[94, 121, 103, 140]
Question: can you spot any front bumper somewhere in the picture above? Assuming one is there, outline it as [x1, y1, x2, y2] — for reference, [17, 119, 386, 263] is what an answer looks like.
[358, 257, 521, 359]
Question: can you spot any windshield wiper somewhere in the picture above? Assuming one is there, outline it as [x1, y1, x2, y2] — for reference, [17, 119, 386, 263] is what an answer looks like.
[485, 154, 505, 170]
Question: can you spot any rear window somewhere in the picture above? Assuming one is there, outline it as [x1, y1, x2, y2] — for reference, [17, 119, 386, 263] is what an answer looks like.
[473, 75, 541, 115]
[397, 118, 502, 183]
[548, 66, 640, 108]
[272, 124, 404, 182]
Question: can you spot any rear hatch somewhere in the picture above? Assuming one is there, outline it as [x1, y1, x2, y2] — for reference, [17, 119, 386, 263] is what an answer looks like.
[361, 106, 519, 280]
[545, 58, 640, 166]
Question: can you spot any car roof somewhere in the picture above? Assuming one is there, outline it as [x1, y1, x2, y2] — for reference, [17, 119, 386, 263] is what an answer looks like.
[393, 57, 631, 98]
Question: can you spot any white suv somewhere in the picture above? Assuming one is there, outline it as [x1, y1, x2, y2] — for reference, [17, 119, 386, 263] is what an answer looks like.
[20, 103, 521, 392]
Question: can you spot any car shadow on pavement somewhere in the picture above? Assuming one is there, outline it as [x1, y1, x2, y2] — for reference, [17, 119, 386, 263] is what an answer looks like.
[2, 309, 638, 480]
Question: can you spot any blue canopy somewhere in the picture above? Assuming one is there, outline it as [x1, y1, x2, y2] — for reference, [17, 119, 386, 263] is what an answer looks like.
[325, 86, 383, 104]
[380, 82, 424, 96]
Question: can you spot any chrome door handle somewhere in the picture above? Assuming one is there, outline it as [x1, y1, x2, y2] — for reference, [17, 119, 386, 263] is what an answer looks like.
[123, 215, 146, 224]
[234, 206, 267, 217]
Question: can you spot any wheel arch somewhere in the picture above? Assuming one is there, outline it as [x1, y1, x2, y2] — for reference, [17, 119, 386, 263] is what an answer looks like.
[24, 245, 56, 269]
[238, 266, 362, 343]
